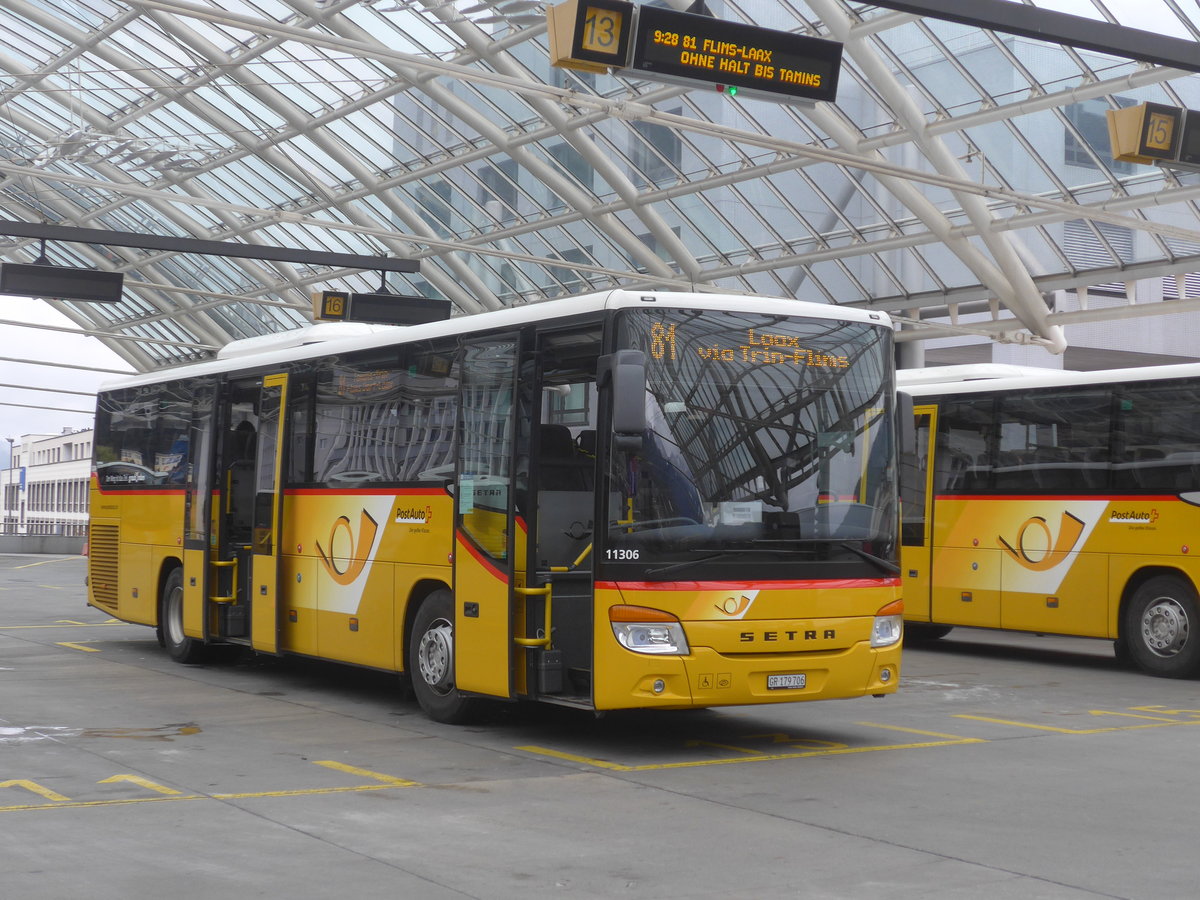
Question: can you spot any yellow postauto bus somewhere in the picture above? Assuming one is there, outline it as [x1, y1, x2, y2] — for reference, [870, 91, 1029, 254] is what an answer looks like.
[900, 362, 1200, 678]
[87, 289, 904, 722]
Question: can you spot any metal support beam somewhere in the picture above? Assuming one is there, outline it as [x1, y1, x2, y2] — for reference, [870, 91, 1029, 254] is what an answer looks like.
[0, 355, 131, 375]
[0, 382, 96, 397]
[865, 0, 1200, 74]
[0, 400, 93, 415]
[0, 220, 419, 273]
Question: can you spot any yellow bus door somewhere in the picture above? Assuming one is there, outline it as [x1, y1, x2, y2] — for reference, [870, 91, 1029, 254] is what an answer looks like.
[901, 406, 936, 621]
[454, 337, 519, 698]
[182, 386, 218, 642]
[249, 373, 289, 654]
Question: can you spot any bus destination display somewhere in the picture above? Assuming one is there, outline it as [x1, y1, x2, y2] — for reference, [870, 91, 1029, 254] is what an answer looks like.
[631, 5, 842, 103]
[650, 322, 850, 368]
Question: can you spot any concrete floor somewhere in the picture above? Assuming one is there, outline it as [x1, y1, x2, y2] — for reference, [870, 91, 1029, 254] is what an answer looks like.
[2, 554, 1195, 899]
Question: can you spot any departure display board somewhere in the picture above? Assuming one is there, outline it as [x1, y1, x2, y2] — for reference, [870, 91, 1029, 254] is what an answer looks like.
[314, 291, 451, 326]
[548, 0, 843, 104]
[1180, 109, 1200, 167]
[630, 5, 842, 103]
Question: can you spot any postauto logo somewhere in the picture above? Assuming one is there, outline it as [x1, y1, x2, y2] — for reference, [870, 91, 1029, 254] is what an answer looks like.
[997, 510, 1085, 573]
[316, 510, 379, 586]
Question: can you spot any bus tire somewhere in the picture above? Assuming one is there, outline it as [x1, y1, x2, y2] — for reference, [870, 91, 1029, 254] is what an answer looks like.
[409, 589, 479, 724]
[1123, 575, 1200, 678]
[160, 568, 207, 664]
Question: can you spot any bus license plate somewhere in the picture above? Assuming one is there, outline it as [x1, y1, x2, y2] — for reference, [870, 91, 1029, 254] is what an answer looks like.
[767, 673, 806, 690]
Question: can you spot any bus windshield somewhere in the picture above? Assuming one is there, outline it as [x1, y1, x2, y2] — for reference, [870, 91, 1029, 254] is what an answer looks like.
[604, 308, 897, 580]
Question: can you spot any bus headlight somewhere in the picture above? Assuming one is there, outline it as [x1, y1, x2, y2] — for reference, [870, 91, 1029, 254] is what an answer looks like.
[871, 600, 904, 648]
[610, 605, 690, 655]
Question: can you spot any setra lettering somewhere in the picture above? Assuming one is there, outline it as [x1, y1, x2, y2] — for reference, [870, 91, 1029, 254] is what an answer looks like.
[739, 629, 837, 642]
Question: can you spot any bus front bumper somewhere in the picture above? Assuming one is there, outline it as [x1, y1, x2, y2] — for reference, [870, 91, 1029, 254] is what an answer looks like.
[592, 641, 901, 711]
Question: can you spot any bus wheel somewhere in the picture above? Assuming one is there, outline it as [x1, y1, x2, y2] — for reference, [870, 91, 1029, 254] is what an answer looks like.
[160, 568, 207, 664]
[409, 590, 479, 724]
[1124, 575, 1200, 678]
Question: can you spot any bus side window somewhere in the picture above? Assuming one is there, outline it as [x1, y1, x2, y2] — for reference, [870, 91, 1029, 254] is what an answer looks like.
[1117, 382, 1200, 493]
[935, 398, 993, 493]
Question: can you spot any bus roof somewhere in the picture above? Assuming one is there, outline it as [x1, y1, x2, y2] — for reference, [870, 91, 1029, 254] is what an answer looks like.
[896, 363, 1052, 387]
[100, 290, 893, 392]
[900, 360, 1200, 398]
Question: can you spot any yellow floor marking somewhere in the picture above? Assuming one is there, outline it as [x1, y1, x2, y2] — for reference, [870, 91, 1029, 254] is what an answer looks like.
[0, 780, 70, 802]
[0, 783, 417, 812]
[953, 715, 1114, 734]
[685, 739, 763, 755]
[1127, 705, 1200, 718]
[1, 795, 204, 811]
[99, 775, 182, 795]
[859, 721, 980, 741]
[516, 746, 631, 770]
[14, 557, 82, 569]
[56, 642, 100, 652]
[212, 784, 413, 799]
[313, 760, 419, 786]
[0, 761, 422, 813]
[740, 732, 849, 751]
[952, 710, 1200, 734]
[518, 734, 983, 771]
[1090, 710, 1190, 724]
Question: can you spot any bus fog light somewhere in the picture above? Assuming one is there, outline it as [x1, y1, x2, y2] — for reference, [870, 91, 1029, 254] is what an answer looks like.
[879, 667, 892, 683]
[653, 679, 665, 694]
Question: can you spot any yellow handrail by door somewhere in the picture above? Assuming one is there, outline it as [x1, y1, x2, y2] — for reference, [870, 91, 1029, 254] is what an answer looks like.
[514, 584, 552, 648]
[209, 558, 237, 604]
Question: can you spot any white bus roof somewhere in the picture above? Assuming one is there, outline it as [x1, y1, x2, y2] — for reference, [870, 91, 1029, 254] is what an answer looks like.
[101, 290, 894, 392]
[901, 360, 1200, 398]
[215, 322, 393, 359]
[896, 363, 1050, 387]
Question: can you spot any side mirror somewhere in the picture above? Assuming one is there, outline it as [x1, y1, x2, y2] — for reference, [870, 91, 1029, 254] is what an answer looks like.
[599, 349, 646, 452]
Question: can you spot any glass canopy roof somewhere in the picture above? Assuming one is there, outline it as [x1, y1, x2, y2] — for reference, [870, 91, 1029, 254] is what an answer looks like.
[0, 0, 1198, 373]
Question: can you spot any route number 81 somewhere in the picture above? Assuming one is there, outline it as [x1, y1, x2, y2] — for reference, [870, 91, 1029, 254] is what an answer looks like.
[650, 322, 676, 360]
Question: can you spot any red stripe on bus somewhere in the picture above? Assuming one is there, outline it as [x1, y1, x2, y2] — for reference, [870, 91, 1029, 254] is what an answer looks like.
[596, 578, 899, 591]
[95, 487, 186, 496]
[935, 494, 1183, 502]
[456, 530, 508, 581]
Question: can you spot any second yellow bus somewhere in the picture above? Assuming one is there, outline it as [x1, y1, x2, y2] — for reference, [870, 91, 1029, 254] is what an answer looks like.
[901, 362, 1200, 677]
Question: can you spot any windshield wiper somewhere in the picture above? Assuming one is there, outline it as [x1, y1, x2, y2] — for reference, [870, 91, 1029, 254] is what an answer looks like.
[835, 542, 900, 576]
[645, 553, 730, 577]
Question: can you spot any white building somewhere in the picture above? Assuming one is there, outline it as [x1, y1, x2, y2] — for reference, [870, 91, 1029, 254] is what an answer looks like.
[2, 428, 93, 537]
